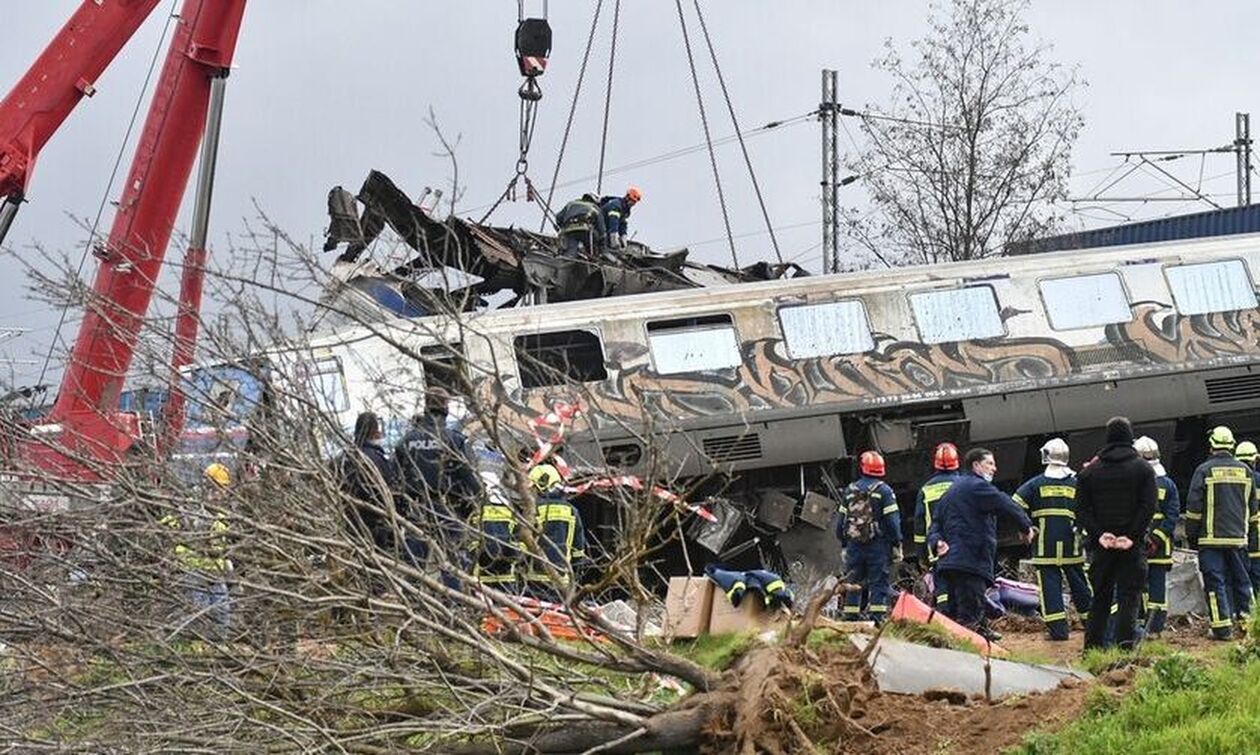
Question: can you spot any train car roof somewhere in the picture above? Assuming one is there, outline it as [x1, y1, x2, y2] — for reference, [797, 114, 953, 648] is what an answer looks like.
[297, 230, 1260, 349]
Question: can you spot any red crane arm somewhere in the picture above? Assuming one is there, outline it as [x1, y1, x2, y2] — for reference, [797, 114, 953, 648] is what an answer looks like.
[0, 0, 161, 201]
[35, 0, 247, 473]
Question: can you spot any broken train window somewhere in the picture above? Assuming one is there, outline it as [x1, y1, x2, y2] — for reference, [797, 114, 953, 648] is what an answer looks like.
[1164, 259, 1257, 315]
[909, 286, 1005, 344]
[646, 314, 743, 374]
[295, 356, 350, 414]
[778, 299, 874, 358]
[514, 330, 609, 389]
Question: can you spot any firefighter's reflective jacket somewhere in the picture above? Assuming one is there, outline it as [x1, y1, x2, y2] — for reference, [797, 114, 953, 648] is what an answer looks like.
[914, 471, 958, 561]
[524, 492, 587, 585]
[1186, 452, 1255, 547]
[1013, 472, 1083, 566]
[471, 501, 518, 585]
[1149, 475, 1181, 566]
[160, 509, 228, 573]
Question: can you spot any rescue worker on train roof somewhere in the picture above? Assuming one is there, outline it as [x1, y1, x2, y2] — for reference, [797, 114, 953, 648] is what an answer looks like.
[913, 442, 960, 613]
[1013, 439, 1092, 642]
[523, 463, 588, 601]
[1135, 436, 1179, 637]
[555, 185, 641, 258]
[600, 185, 641, 250]
[837, 451, 902, 624]
[1186, 425, 1255, 640]
[928, 447, 1035, 641]
[1233, 440, 1260, 602]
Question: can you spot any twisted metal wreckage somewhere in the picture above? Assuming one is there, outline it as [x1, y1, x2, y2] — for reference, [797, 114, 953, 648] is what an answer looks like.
[321, 170, 808, 319]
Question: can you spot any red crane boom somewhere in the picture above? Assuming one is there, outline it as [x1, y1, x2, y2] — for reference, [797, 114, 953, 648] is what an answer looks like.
[0, 0, 248, 477]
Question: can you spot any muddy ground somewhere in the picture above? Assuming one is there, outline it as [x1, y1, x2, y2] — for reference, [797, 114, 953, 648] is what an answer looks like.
[704, 614, 1221, 755]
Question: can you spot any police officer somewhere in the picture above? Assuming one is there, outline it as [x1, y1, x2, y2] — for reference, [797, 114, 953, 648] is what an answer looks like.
[599, 186, 642, 250]
[555, 193, 607, 257]
[1013, 439, 1092, 641]
[1185, 425, 1254, 639]
[913, 442, 960, 610]
[395, 391, 481, 522]
[1134, 436, 1179, 635]
[837, 451, 901, 623]
[928, 448, 1034, 639]
[523, 463, 588, 600]
[1233, 440, 1260, 604]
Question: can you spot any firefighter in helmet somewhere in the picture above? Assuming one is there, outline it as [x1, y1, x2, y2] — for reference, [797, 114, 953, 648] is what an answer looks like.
[837, 451, 901, 622]
[914, 442, 961, 610]
[523, 463, 588, 599]
[1135, 436, 1180, 635]
[1013, 438, 1092, 641]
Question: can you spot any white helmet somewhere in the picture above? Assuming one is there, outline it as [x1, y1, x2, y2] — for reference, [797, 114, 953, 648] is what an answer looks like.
[1133, 435, 1160, 461]
[1040, 438, 1070, 466]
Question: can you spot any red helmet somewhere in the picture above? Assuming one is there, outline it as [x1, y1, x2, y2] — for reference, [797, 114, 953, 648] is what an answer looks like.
[932, 442, 960, 471]
[859, 451, 886, 478]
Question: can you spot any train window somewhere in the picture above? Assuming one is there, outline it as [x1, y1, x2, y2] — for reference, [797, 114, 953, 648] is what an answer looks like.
[778, 300, 874, 358]
[909, 286, 1004, 344]
[514, 330, 608, 388]
[1039, 273, 1132, 330]
[295, 357, 350, 414]
[647, 314, 742, 374]
[1165, 260, 1257, 315]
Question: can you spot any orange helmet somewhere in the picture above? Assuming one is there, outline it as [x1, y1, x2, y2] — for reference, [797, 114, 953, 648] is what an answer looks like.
[625, 185, 643, 204]
[859, 451, 886, 478]
[932, 442, 960, 471]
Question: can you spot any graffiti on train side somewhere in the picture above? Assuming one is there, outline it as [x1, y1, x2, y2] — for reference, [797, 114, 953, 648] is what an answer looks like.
[484, 334, 1077, 434]
[1106, 301, 1260, 363]
[474, 299, 1260, 440]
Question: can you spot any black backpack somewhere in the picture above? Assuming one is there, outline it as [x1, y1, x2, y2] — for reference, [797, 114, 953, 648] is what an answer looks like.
[843, 482, 879, 544]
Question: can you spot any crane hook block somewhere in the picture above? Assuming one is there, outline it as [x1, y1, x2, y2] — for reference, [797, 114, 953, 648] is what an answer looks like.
[515, 18, 552, 78]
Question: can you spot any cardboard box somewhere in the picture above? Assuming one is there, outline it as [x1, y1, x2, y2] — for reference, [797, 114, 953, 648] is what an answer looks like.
[663, 577, 714, 639]
[708, 594, 773, 635]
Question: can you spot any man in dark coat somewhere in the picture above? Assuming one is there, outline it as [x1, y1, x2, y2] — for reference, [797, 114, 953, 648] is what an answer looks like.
[928, 447, 1034, 639]
[337, 411, 400, 549]
[1076, 416, 1157, 650]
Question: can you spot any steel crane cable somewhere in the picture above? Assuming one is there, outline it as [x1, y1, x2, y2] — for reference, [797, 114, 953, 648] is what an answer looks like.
[540, 0, 605, 231]
[596, 0, 621, 195]
[675, 0, 738, 268]
[35, 0, 181, 397]
[690, 0, 782, 265]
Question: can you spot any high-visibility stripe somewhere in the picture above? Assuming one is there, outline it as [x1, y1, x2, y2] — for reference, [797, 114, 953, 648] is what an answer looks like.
[1043, 612, 1067, 622]
[1034, 508, 1076, 519]
[1199, 537, 1247, 547]
[1038, 486, 1076, 499]
[1208, 593, 1232, 628]
[913, 535, 927, 544]
[882, 504, 899, 515]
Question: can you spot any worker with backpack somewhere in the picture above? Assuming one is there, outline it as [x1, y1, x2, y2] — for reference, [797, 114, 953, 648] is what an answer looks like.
[837, 451, 902, 622]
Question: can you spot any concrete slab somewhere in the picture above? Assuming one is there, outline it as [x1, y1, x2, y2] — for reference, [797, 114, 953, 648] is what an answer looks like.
[850, 635, 1091, 699]
[1168, 549, 1208, 617]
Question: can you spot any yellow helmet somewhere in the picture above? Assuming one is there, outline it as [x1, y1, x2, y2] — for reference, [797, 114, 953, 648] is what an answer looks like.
[1210, 425, 1236, 450]
[528, 463, 562, 493]
[204, 463, 231, 488]
[1236, 441, 1259, 462]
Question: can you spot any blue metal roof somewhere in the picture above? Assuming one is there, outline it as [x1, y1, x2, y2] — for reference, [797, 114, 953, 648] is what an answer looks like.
[1006, 204, 1260, 256]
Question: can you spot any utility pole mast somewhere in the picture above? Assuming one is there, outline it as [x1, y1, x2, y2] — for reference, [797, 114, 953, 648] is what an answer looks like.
[1236, 112, 1252, 207]
[820, 69, 840, 274]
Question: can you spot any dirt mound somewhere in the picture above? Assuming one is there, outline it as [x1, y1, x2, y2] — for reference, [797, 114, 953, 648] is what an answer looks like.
[699, 636, 1094, 755]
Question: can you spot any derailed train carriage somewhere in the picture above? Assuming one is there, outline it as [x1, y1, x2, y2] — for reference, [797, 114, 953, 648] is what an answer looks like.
[218, 232, 1260, 583]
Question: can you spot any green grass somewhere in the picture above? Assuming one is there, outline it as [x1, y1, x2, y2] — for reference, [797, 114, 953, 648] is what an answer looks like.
[1009, 652, 1260, 755]
[667, 631, 757, 671]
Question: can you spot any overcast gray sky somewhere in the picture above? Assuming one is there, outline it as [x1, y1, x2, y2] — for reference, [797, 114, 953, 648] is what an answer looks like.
[2, 1, 1258, 387]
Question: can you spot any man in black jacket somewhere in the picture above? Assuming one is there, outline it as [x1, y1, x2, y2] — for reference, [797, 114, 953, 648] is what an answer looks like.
[1076, 416, 1157, 650]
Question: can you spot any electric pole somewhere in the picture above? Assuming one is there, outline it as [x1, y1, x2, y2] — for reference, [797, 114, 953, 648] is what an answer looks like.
[1236, 112, 1252, 206]
[820, 69, 840, 274]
